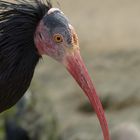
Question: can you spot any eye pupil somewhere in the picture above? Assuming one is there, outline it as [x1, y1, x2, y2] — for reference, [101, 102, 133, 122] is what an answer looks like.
[57, 37, 60, 40]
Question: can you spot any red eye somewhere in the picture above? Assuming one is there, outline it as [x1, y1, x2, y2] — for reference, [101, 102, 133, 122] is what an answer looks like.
[53, 34, 63, 43]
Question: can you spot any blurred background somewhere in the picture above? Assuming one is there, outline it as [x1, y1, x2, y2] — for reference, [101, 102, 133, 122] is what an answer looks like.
[1, 0, 140, 140]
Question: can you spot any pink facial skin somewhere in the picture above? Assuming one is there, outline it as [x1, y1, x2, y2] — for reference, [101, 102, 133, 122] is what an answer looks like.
[35, 21, 67, 61]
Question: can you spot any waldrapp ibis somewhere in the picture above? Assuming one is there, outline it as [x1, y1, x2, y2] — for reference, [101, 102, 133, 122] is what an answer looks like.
[0, 0, 110, 140]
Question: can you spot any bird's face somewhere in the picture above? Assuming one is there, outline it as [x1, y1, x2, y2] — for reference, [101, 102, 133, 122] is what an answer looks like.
[35, 8, 110, 140]
[35, 8, 79, 62]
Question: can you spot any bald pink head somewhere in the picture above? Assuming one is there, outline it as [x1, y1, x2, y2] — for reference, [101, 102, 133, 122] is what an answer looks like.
[34, 8, 110, 140]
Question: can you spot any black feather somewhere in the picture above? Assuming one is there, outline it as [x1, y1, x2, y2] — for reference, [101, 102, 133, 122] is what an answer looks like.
[0, 0, 52, 112]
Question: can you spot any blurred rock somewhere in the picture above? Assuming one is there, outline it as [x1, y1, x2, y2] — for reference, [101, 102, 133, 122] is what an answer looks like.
[111, 123, 140, 140]
[60, 127, 95, 140]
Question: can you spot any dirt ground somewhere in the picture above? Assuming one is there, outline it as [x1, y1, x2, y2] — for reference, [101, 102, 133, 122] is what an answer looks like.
[1, 0, 140, 140]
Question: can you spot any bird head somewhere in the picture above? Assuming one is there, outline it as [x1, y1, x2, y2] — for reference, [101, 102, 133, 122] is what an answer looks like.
[35, 8, 79, 62]
[35, 8, 110, 140]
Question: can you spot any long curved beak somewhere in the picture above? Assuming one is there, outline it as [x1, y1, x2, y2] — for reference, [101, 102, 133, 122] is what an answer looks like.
[63, 49, 110, 140]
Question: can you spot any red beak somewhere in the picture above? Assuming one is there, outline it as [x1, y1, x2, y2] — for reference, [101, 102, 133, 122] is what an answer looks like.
[63, 50, 110, 140]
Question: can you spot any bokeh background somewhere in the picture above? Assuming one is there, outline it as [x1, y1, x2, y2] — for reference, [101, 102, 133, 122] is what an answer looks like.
[1, 0, 140, 140]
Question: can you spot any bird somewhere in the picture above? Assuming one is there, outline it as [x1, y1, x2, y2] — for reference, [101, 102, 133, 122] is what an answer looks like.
[0, 0, 110, 140]
[111, 123, 140, 140]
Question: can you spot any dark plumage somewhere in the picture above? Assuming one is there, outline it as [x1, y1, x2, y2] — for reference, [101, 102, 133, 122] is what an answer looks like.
[0, 0, 51, 112]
